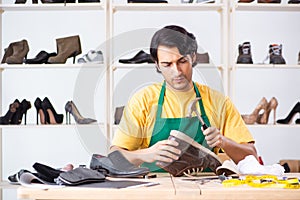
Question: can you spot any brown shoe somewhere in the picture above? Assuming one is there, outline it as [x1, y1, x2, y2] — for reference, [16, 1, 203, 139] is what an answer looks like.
[156, 130, 222, 177]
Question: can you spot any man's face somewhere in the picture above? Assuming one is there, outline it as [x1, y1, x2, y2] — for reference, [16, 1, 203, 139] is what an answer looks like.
[156, 45, 194, 92]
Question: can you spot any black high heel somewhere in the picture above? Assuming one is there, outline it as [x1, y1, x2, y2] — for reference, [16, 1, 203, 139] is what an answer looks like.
[34, 97, 48, 125]
[0, 102, 20, 125]
[276, 102, 300, 124]
[65, 101, 97, 124]
[11, 99, 31, 125]
[41, 97, 64, 124]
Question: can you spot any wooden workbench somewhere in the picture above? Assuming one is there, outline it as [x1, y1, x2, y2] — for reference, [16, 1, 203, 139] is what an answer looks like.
[17, 173, 300, 200]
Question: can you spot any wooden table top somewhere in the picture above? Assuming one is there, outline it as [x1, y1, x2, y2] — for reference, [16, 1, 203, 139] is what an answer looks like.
[17, 173, 300, 200]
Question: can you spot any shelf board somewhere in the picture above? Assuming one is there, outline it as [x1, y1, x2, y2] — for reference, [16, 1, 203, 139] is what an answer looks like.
[234, 3, 300, 12]
[113, 3, 224, 12]
[0, 3, 104, 11]
[0, 123, 102, 128]
[0, 63, 104, 70]
[113, 63, 223, 70]
[232, 64, 300, 69]
[247, 124, 300, 128]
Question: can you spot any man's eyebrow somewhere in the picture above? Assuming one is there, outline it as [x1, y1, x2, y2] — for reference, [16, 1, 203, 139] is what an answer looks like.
[159, 56, 186, 64]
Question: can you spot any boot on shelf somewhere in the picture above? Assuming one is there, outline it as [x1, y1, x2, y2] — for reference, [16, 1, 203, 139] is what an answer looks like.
[0, 102, 20, 125]
[236, 41, 253, 64]
[48, 35, 82, 64]
[1, 44, 14, 64]
[241, 97, 268, 124]
[276, 102, 300, 124]
[10, 99, 31, 125]
[5, 40, 29, 64]
[269, 44, 286, 64]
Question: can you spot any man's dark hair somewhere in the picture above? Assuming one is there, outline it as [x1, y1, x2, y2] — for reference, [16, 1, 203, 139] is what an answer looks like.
[150, 25, 198, 65]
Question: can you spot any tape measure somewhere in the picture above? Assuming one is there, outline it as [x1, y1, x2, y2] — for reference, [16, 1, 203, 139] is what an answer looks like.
[222, 175, 300, 189]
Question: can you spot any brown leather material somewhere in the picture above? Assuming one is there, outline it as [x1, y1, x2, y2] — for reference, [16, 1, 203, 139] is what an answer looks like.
[5, 40, 29, 64]
[156, 130, 222, 177]
[195, 52, 209, 64]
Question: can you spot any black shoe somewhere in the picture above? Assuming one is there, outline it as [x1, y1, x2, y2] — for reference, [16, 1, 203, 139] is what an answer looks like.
[119, 50, 154, 64]
[237, 42, 253, 64]
[41, 97, 64, 124]
[25, 51, 57, 64]
[8, 169, 31, 184]
[288, 0, 300, 3]
[258, 0, 281, 3]
[276, 102, 300, 124]
[269, 44, 286, 64]
[0, 101, 19, 125]
[78, 0, 100, 2]
[90, 151, 150, 178]
[10, 99, 31, 125]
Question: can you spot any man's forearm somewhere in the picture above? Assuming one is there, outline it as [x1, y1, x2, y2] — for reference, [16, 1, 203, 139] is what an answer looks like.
[222, 137, 258, 164]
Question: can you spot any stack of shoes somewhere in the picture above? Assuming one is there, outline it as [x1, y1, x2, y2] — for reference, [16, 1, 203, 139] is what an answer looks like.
[269, 44, 286, 64]
[236, 41, 253, 64]
[119, 50, 154, 64]
[156, 130, 222, 177]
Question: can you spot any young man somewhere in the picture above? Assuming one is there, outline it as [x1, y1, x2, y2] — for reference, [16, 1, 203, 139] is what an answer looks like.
[111, 25, 258, 171]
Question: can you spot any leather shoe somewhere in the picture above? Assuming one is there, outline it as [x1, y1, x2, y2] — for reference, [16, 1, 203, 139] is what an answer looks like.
[25, 51, 57, 64]
[90, 150, 150, 178]
[156, 130, 222, 177]
[119, 50, 154, 64]
[288, 0, 300, 3]
[258, 0, 281, 3]
[195, 52, 209, 64]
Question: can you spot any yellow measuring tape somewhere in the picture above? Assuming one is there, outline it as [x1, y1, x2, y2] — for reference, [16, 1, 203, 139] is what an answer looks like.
[222, 175, 300, 189]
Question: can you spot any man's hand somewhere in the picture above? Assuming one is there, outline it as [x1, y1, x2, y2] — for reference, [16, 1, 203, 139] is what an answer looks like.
[203, 127, 224, 148]
[143, 139, 181, 163]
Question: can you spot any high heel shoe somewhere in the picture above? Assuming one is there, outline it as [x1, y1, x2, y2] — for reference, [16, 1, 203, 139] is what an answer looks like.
[25, 51, 57, 64]
[48, 35, 82, 64]
[41, 97, 64, 124]
[34, 97, 48, 124]
[276, 102, 300, 124]
[11, 99, 32, 125]
[65, 101, 97, 124]
[0, 102, 20, 125]
[256, 97, 278, 124]
[5, 40, 29, 64]
[241, 97, 268, 124]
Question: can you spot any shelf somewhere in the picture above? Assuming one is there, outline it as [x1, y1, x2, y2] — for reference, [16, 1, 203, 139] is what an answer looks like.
[232, 64, 300, 69]
[0, 63, 104, 70]
[113, 3, 224, 12]
[0, 123, 103, 128]
[246, 124, 300, 128]
[0, 3, 104, 11]
[113, 63, 224, 70]
[234, 3, 300, 12]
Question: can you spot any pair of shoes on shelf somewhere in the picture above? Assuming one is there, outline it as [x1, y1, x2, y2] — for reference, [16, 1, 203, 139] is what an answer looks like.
[65, 101, 97, 124]
[236, 42, 286, 64]
[77, 50, 103, 64]
[276, 102, 300, 124]
[5, 35, 82, 65]
[241, 97, 278, 125]
[119, 50, 154, 64]
[0, 99, 31, 125]
[34, 97, 63, 125]
[1, 39, 29, 64]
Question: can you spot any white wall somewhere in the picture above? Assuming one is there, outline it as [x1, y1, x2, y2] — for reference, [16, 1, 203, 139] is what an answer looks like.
[1, 0, 300, 199]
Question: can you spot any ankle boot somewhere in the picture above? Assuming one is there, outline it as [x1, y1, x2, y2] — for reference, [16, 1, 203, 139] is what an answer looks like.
[6, 40, 29, 64]
[237, 41, 253, 64]
[1, 44, 14, 64]
[48, 35, 82, 64]
[269, 44, 286, 64]
[156, 130, 222, 177]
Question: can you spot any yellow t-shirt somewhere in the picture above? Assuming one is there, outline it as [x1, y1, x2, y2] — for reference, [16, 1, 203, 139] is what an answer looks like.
[111, 82, 254, 151]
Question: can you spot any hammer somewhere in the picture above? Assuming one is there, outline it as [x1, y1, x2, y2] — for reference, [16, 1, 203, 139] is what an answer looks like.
[187, 97, 208, 131]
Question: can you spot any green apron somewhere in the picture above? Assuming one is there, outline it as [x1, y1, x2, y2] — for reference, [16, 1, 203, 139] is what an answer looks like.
[143, 81, 212, 172]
